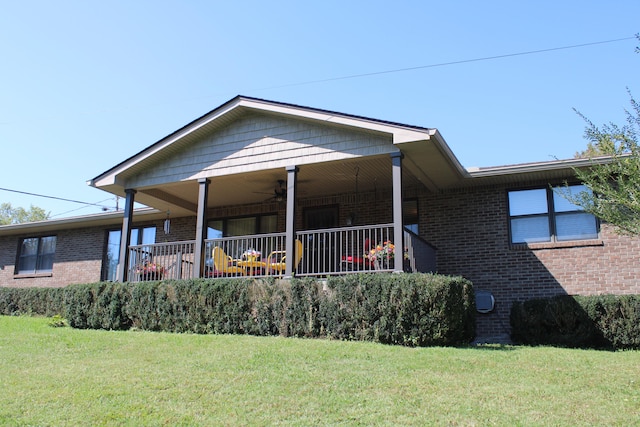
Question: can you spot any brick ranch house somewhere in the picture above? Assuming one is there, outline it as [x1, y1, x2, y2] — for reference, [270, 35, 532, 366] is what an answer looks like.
[1, 95, 639, 341]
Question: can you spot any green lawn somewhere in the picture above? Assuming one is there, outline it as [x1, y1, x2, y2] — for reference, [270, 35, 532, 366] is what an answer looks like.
[1, 316, 638, 426]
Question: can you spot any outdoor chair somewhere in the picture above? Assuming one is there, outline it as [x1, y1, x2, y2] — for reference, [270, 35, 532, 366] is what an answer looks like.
[266, 239, 303, 276]
[212, 246, 246, 276]
[340, 238, 373, 271]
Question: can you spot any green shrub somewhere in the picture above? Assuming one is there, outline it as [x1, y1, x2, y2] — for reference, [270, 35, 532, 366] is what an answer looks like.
[511, 294, 640, 350]
[63, 282, 131, 330]
[47, 314, 68, 328]
[126, 278, 255, 334]
[0, 287, 65, 316]
[1, 273, 476, 347]
[321, 273, 475, 346]
[579, 295, 640, 350]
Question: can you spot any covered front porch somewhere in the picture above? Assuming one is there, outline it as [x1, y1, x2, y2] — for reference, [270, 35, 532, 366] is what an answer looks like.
[88, 97, 466, 282]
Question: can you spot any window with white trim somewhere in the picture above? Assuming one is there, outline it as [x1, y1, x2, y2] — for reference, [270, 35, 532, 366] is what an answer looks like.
[17, 236, 56, 274]
[508, 185, 598, 244]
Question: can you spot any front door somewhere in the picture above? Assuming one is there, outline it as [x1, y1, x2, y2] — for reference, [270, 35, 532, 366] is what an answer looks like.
[304, 205, 338, 230]
[303, 206, 339, 273]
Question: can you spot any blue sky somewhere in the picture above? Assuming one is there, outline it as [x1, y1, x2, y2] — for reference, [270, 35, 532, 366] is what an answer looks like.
[1, 1, 638, 218]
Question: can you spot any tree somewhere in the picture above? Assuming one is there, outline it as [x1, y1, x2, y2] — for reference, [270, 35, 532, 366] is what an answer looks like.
[559, 35, 640, 235]
[0, 203, 50, 225]
[560, 93, 640, 235]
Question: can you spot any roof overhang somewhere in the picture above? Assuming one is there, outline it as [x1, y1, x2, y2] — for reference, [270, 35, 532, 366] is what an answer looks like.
[85, 95, 614, 216]
[87, 95, 470, 212]
[461, 156, 615, 187]
[0, 208, 163, 236]
[88, 96, 451, 188]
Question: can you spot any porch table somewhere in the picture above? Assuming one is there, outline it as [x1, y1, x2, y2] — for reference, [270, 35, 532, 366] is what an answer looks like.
[237, 251, 266, 276]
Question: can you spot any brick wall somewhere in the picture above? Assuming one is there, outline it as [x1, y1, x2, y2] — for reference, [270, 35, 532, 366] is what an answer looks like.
[1, 219, 166, 288]
[423, 183, 640, 341]
[0, 227, 106, 288]
[2, 183, 639, 342]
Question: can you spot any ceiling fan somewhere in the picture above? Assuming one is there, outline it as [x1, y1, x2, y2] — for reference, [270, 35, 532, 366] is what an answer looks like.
[254, 179, 287, 202]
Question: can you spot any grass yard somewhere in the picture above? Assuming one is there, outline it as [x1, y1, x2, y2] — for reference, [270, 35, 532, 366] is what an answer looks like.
[1, 316, 639, 426]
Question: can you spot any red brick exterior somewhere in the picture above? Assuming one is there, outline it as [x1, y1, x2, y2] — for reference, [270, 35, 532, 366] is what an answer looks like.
[0, 227, 106, 288]
[2, 183, 639, 341]
[424, 182, 640, 340]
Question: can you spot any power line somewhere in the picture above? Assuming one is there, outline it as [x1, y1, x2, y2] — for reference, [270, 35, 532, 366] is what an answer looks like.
[0, 187, 112, 210]
[253, 36, 637, 91]
[50, 198, 116, 218]
[0, 35, 634, 128]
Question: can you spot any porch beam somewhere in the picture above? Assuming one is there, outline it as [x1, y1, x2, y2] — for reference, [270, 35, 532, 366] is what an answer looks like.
[391, 152, 404, 273]
[284, 165, 298, 278]
[193, 178, 210, 278]
[139, 188, 198, 213]
[117, 189, 136, 282]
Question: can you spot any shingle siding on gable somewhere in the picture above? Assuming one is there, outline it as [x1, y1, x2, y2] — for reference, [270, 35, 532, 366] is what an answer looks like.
[127, 113, 395, 188]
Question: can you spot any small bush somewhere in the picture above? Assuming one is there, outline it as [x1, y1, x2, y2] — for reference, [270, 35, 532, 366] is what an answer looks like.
[47, 314, 68, 328]
[511, 294, 640, 350]
[579, 295, 640, 350]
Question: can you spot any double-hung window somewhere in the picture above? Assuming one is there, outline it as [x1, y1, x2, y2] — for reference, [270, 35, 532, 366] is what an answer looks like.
[17, 236, 56, 274]
[508, 185, 598, 244]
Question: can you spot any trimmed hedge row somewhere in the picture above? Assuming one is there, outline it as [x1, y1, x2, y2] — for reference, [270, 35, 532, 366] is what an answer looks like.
[511, 294, 640, 350]
[322, 273, 475, 346]
[0, 287, 65, 317]
[0, 273, 475, 347]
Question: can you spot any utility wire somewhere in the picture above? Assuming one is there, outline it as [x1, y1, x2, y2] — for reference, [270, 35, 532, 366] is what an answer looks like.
[50, 198, 116, 218]
[0, 35, 635, 213]
[0, 187, 112, 210]
[254, 36, 637, 91]
[0, 35, 634, 127]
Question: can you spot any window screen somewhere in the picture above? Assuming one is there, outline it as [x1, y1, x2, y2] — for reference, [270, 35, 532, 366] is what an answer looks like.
[508, 185, 597, 244]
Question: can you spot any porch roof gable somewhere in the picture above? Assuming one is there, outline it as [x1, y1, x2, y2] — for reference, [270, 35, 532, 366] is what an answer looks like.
[88, 96, 468, 195]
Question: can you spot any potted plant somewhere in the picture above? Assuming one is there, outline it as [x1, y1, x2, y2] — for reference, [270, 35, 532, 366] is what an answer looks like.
[366, 241, 410, 270]
[135, 261, 165, 281]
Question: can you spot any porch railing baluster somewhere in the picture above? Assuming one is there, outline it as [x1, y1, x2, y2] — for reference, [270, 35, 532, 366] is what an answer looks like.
[124, 224, 436, 281]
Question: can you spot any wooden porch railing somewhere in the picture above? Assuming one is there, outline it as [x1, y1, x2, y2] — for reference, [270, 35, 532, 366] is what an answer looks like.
[127, 240, 195, 282]
[126, 224, 436, 281]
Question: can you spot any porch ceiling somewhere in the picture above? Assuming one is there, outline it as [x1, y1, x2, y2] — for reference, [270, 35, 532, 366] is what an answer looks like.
[133, 154, 426, 215]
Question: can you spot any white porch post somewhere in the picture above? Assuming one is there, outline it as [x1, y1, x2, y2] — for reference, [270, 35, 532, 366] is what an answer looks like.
[391, 152, 404, 273]
[193, 178, 210, 278]
[117, 189, 136, 282]
[284, 165, 298, 278]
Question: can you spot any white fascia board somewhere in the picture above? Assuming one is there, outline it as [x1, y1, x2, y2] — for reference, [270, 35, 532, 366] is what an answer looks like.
[89, 98, 248, 189]
[466, 156, 615, 178]
[429, 129, 470, 177]
[240, 98, 433, 143]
